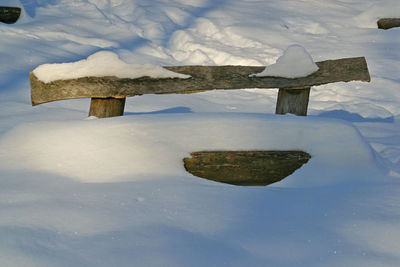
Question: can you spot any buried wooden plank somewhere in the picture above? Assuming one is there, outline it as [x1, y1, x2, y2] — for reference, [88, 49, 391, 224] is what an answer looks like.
[183, 151, 311, 186]
[377, 18, 400, 30]
[0, 6, 21, 24]
[30, 57, 370, 106]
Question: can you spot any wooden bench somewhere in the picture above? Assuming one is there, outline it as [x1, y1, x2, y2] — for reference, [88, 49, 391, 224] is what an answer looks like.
[30, 57, 370, 118]
[29, 56, 370, 186]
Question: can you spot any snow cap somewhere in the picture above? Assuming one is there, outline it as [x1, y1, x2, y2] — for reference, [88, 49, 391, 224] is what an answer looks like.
[33, 51, 191, 83]
[250, 45, 319, 78]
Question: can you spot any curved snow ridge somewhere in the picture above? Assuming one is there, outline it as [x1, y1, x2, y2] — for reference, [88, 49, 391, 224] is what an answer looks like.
[33, 51, 191, 83]
[36, 31, 118, 49]
[168, 18, 277, 65]
[1, 29, 119, 48]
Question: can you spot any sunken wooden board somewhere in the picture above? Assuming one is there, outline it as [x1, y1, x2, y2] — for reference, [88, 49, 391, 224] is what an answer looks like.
[0, 7, 21, 24]
[183, 151, 311, 186]
[377, 18, 400, 30]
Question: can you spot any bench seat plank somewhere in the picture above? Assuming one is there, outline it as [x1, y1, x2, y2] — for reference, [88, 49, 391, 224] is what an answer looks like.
[30, 57, 370, 106]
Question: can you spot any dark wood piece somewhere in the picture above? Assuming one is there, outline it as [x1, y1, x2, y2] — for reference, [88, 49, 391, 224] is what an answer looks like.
[89, 97, 125, 118]
[183, 151, 311, 186]
[377, 18, 400, 30]
[276, 87, 311, 116]
[30, 57, 370, 106]
[0, 6, 21, 24]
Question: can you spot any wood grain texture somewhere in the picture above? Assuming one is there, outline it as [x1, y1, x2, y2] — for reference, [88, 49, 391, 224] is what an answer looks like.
[183, 151, 311, 186]
[276, 87, 311, 116]
[0, 6, 21, 24]
[89, 97, 126, 118]
[30, 57, 370, 106]
[377, 18, 400, 29]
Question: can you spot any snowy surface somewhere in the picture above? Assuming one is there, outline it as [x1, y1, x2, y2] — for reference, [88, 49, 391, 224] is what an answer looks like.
[355, 0, 400, 28]
[33, 51, 190, 83]
[0, 114, 381, 185]
[250, 45, 319, 78]
[2, 0, 22, 6]
[1, 0, 400, 266]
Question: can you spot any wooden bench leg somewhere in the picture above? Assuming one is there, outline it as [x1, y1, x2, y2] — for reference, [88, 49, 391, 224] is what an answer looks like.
[89, 97, 126, 118]
[275, 87, 311, 116]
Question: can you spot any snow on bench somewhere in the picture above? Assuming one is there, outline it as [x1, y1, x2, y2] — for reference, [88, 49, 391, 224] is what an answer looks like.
[30, 49, 370, 118]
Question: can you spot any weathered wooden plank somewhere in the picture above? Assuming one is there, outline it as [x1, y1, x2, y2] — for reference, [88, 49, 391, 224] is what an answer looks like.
[183, 151, 311, 186]
[89, 97, 126, 118]
[276, 87, 311, 116]
[0, 6, 21, 24]
[377, 18, 400, 30]
[30, 57, 370, 106]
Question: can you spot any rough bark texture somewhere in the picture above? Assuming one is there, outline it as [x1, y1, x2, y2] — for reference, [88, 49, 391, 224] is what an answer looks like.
[89, 97, 125, 118]
[183, 151, 311, 186]
[0, 6, 21, 24]
[30, 57, 370, 106]
[377, 18, 400, 30]
[276, 87, 311, 116]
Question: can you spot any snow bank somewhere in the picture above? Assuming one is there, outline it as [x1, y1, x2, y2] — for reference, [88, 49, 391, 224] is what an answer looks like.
[250, 45, 319, 78]
[0, 114, 381, 187]
[32, 51, 191, 83]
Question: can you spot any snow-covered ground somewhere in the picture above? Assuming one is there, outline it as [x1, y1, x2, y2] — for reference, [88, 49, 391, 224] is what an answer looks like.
[0, 0, 399, 266]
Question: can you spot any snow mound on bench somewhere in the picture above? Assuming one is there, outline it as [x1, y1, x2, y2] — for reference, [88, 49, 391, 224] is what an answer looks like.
[250, 45, 319, 78]
[32, 51, 191, 83]
[0, 114, 382, 187]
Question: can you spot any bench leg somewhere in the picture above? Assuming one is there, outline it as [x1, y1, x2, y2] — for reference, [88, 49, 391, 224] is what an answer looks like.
[89, 97, 126, 118]
[275, 87, 311, 116]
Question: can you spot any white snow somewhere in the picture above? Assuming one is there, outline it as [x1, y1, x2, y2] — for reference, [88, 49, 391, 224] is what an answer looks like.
[250, 45, 319, 78]
[33, 51, 190, 83]
[0, 114, 380, 186]
[2, 0, 21, 7]
[1, 0, 400, 266]
[355, 0, 400, 28]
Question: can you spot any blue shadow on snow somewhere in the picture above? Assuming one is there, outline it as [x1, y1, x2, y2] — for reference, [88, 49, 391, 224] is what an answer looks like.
[124, 106, 192, 116]
[317, 110, 394, 123]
